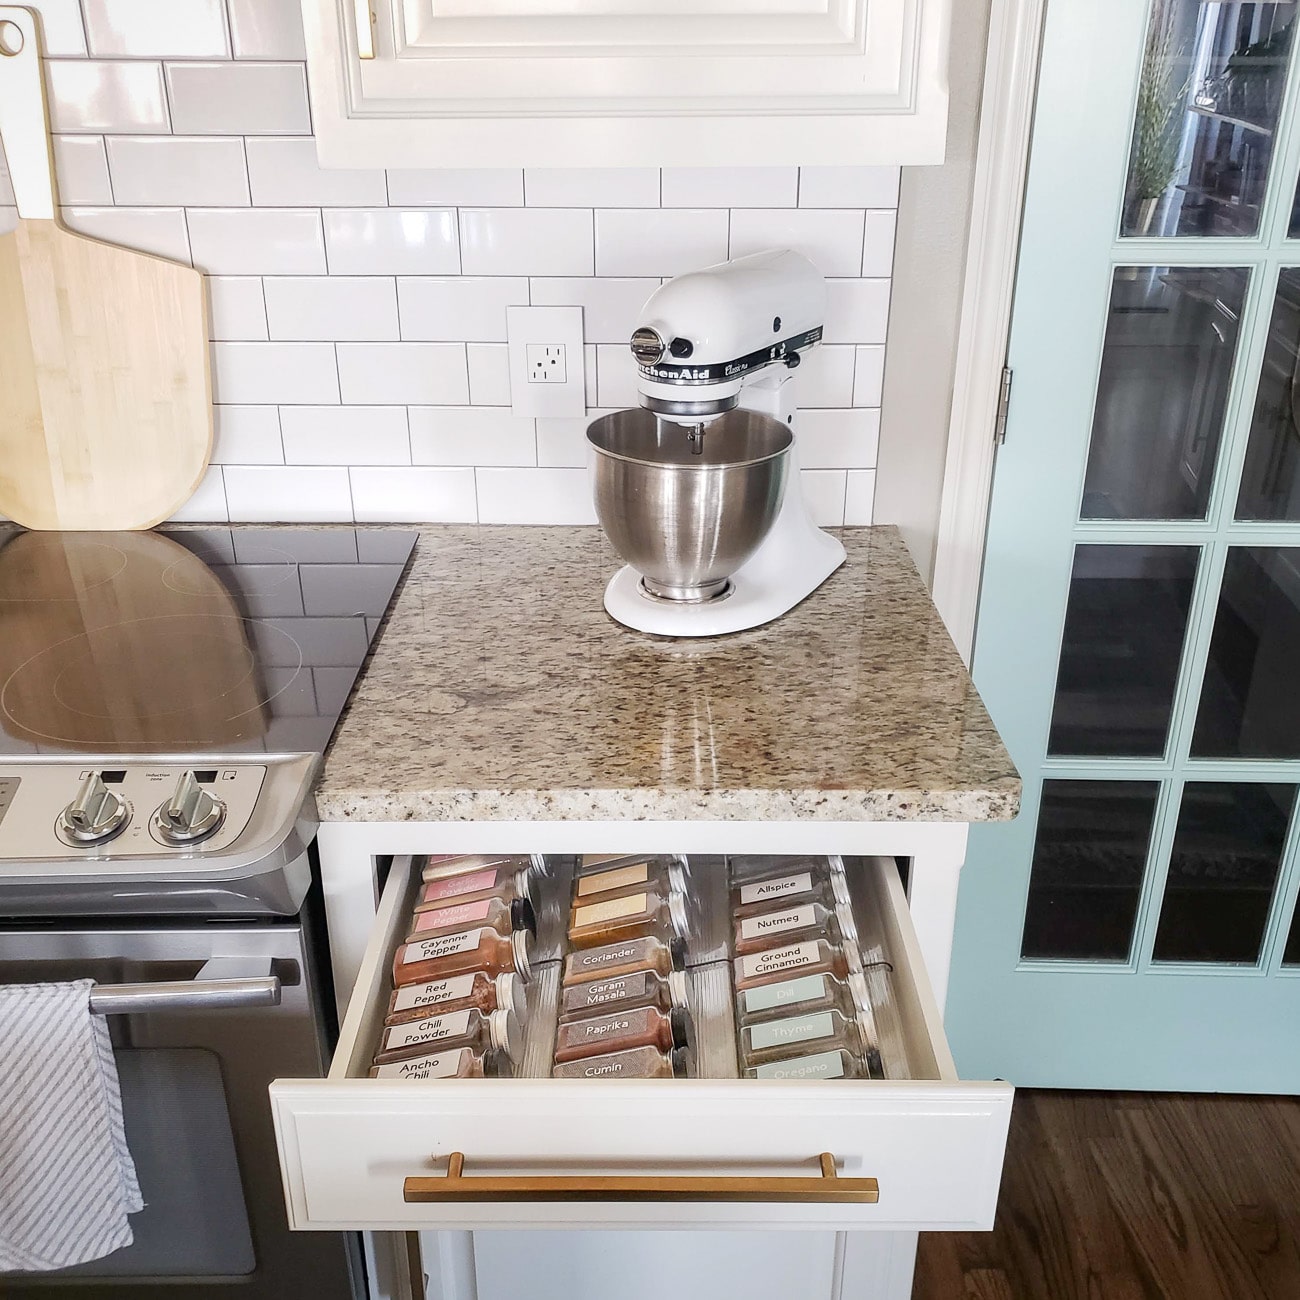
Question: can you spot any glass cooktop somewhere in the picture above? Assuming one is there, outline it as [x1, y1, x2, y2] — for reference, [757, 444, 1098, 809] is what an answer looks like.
[0, 527, 417, 758]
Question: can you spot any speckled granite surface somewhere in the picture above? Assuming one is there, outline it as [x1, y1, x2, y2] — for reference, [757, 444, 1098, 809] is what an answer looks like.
[317, 526, 1020, 824]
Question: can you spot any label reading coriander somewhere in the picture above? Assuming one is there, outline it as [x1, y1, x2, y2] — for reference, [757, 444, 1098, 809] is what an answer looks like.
[740, 940, 819, 980]
[383, 1008, 472, 1052]
[576, 862, 649, 898]
[573, 892, 647, 930]
[739, 872, 813, 907]
[392, 974, 476, 1012]
[401, 926, 486, 964]
[373, 1050, 465, 1080]
[754, 1051, 846, 1081]
[743, 973, 827, 1015]
[747, 1011, 835, 1053]
[740, 903, 816, 942]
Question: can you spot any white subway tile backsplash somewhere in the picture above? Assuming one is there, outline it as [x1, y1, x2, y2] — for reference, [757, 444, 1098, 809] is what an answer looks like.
[799, 167, 900, 209]
[245, 138, 386, 207]
[45, 62, 170, 134]
[24, 1, 87, 56]
[224, 467, 353, 522]
[397, 277, 528, 342]
[337, 343, 470, 405]
[529, 278, 655, 344]
[799, 470, 847, 527]
[583, 344, 598, 407]
[386, 169, 523, 207]
[798, 344, 857, 408]
[188, 208, 325, 274]
[51, 136, 112, 204]
[862, 210, 897, 278]
[661, 167, 798, 208]
[410, 407, 535, 467]
[844, 470, 877, 525]
[212, 341, 339, 405]
[324, 209, 459, 276]
[61, 206, 189, 262]
[207, 276, 269, 340]
[212, 406, 283, 463]
[461, 209, 593, 276]
[525, 168, 659, 207]
[165, 63, 310, 135]
[351, 467, 478, 523]
[167, 466, 229, 522]
[729, 209, 866, 277]
[281, 406, 410, 464]
[823, 279, 891, 345]
[595, 209, 728, 277]
[106, 136, 249, 207]
[466, 343, 512, 405]
[264, 277, 398, 341]
[853, 345, 885, 408]
[476, 469, 597, 525]
[796, 409, 880, 469]
[83, 0, 228, 58]
[227, 0, 307, 59]
[537, 412, 615, 468]
[594, 345, 639, 410]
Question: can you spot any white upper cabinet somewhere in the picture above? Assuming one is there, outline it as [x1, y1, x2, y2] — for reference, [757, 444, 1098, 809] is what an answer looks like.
[302, 0, 952, 168]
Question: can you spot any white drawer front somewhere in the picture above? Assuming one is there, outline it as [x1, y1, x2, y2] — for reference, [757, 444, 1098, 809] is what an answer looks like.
[271, 856, 1012, 1231]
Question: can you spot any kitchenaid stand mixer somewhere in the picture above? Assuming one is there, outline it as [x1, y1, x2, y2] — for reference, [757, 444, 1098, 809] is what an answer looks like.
[590, 249, 846, 637]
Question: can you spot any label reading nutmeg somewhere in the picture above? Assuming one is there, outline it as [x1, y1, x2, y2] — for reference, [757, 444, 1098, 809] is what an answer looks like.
[739, 871, 813, 907]
[576, 862, 650, 898]
[572, 892, 647, 931]
[739, 940, 820, 981]
[382, 1008, 473, 1053]
[392, 974, 476, 1013]
[739, 903, 816, 943]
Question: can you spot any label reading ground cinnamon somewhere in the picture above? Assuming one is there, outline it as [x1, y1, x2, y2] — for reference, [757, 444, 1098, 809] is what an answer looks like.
[740, 940, 820, 981]
[739, 903, 815, 943]
[739, 871, 813, 907]
[576, 862, 650, 898]
[392, 974, 477, 1013]
[572, 892, 647, 930]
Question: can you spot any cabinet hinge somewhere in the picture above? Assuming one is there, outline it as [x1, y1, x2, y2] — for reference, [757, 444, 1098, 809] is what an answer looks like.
[994, 366, 1013, 445]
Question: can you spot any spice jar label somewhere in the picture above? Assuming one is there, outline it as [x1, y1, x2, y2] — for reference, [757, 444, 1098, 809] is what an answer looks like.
[739, 872, 813, 907]
[743, 973, 827, 1015]
[747, 1011, 835, 1053]
[392, 974, 477, 1013]
[565, 972, 648, 1011]
[573, 892, 647, 930]
[740, 903, 816, 942]
[384, 1008, 473, 1052]
[753, 1050, 846, 1081]
[401, 926, 489, 965]
[576, 862, 650, 898]
[740, 941, 820, 981]
[412, 897, 493, 933]
[372, 1050, 467, 1080]
[422, 868, 499, 903]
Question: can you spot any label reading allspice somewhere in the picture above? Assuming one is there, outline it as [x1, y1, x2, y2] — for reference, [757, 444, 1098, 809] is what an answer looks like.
[739, 872, 814, 907]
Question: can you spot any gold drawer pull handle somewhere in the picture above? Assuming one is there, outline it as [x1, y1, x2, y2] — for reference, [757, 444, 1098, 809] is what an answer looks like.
[404, 1151, 879, 1204]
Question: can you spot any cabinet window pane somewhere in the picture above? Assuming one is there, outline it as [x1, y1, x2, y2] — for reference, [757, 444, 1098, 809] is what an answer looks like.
[1192, 547, 1300, 758]
[1236, 270, 1300, 520]
[1122, 1, 1295, 239]
[1048, 545, 1199, 757]
[1284, 902, 1300, 966]
[1152, 782, 1294, 964]
[1022, 780, 1160, 961]
[1083, 267, 1245, 520]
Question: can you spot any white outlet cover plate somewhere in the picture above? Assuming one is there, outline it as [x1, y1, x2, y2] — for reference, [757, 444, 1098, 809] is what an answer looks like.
[507, 305, 586, 417]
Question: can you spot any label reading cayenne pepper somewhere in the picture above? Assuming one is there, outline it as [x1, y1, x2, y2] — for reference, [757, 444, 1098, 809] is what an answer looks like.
[401, 926, 489, 965]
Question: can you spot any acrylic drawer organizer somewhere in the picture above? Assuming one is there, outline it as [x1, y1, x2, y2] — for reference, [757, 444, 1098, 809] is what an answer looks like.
[269, 855, 1013, 1232]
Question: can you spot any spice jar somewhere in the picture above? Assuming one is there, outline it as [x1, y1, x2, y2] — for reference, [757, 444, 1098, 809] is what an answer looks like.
[552, 1044, 691, 1080]
[569, 888, 689, 951]
[735, 968, 868, 1027]
[416, 863, 531, 911]
[374, 1004, 522, 1066]
[738, 1005, 866, 1069]
[572, 855, 688, 902]
[560, 967, 689, 1021]
[554, 1004, 692, 1065]
[731, 864, 851, 918]
[732, 937, 859, 993]
[563, 934, 688, 986]
[369, 1046, 508, 1080]
[407, 895, 535, 944]
[744, 1047, 880, 1081]
[732, 899, 857, 957]
[394, 923, 533, 988]
[421, 853, 538, 883]
[387, 970, 525, 1025]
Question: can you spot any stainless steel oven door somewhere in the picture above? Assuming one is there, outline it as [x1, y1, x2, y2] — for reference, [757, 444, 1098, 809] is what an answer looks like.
[0, 921, 363, 1299]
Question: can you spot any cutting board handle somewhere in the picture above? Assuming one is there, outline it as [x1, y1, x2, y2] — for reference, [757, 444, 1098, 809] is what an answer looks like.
[0, 7, 56, 220]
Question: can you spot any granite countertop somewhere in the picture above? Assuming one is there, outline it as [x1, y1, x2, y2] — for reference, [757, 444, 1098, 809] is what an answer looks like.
[317, 525, 1020, 824]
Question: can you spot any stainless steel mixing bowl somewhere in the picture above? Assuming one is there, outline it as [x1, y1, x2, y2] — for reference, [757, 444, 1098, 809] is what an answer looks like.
[587, 408, 792, 602]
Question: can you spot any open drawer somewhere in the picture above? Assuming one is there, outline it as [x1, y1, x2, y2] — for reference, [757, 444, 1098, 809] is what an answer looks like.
[270, 856, 1012, 1232]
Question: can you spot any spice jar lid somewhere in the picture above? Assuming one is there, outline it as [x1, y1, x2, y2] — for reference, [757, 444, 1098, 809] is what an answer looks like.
[833, 901, 859, 945]
[488, 1006, 522, 1061]
[529, 853, 547, 871]
[483, 1048, 512, 1079]
[666, 969, 689, 1009]
[668, 1005, 693, 1055]
[509, 928, 533, 983]
[511, 896, 538, 937]
[831, 873, 852, 908]
[669, 1045, 692, 1079]
[667, 890, 690, 938]
[670, 853, 691, 874]
[668, 935, 689, 971]
[828, 854, 847, 875]
[844, 943, 863, 975]
[667, 860, 688, 893]
[495, 972, 526, 1022]
[513, 868, 532, 903]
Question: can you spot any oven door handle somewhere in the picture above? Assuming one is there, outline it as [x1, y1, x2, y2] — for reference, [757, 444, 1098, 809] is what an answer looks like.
[89, 957, 282, 1014]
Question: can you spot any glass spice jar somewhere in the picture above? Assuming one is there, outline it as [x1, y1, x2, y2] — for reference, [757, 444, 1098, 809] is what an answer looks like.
[732, 899, 857, 957]
[386, 970, 525, 1026]
[559, 967, 689, 1021]
[421, 853, 539, 883]
[737, 1005, 867, 1069]
[553, 1004, 692, 1065]
[731, 865, 851, 918]
[406, 894, 536, 944]
[732, 937, 860, 993]
[572, 855, 688, 900]
[552, 1044, 691, 1080]
[569, 888, 689, 951]
[744, 1047, 881, 1081]
[394, 923, 533, 988]
[416, 863, 532, 911]
[735, 967, 869, 1027]
[729, 854, 844, 885]
[562, 934, 688, 986]
[369, 1046, 509, 1080]
[373, 1004, 522, 1067]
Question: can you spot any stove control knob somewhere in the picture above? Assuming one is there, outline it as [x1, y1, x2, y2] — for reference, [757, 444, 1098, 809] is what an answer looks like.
[57, 773, 130, 846]
[153, 771, 226, 846]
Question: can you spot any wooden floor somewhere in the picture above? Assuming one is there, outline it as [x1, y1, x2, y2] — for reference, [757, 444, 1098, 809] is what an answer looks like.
[913, 1091, 1300, 1300]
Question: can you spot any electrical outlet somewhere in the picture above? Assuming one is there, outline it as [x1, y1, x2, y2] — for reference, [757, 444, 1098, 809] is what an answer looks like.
[507, 306, 585, 417]
[527, 343, 567, 384]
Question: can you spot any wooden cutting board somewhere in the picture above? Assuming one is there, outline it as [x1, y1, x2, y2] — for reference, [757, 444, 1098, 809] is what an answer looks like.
[0, 7, 212, 531]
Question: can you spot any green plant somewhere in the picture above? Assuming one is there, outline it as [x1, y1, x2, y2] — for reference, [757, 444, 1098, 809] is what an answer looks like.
[1130, 12, 1186, 202]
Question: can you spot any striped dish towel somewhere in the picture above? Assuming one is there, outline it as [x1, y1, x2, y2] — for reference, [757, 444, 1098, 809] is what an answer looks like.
[0, 981, 142, 1271]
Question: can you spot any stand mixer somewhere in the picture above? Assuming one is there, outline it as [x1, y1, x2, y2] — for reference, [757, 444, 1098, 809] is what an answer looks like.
[588, 249, 846, 637]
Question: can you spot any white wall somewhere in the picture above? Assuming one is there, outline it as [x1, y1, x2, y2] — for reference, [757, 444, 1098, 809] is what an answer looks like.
[0, 0, 897, 527]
